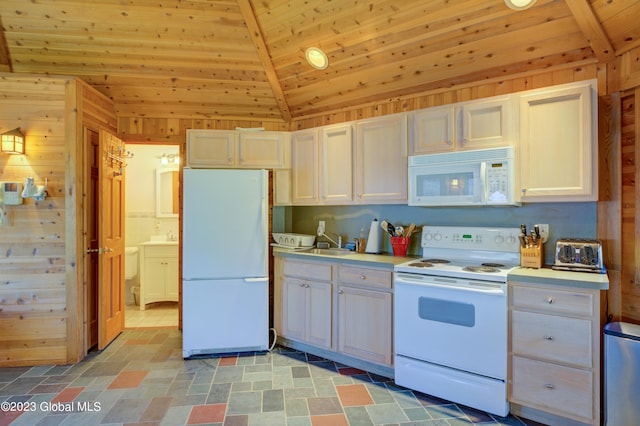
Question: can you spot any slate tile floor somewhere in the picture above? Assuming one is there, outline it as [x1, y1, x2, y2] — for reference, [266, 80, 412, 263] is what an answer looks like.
[0, 328, 544, 426]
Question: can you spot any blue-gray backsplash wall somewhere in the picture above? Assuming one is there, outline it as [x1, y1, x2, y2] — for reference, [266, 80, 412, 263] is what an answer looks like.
[273, 203, 596, 265]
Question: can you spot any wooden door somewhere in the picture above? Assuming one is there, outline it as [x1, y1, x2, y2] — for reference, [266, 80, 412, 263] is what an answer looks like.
[98, 130, 125, 349]
[86, 128, 100, 349]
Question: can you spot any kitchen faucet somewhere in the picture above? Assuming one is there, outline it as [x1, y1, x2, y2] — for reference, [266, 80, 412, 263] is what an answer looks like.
[319, 232, 342, 248]
[316, 221, 342, 248]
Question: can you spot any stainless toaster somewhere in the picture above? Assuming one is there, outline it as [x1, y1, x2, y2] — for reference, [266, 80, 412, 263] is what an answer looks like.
[552, 239, 606, 273]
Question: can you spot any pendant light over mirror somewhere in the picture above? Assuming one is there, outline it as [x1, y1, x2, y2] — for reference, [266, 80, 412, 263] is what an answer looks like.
[504, 0, 536, 10]
[305, 47, 329, 70]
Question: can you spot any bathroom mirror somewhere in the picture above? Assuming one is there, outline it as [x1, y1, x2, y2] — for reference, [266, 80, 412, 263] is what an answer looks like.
[156, 166, 179, 217]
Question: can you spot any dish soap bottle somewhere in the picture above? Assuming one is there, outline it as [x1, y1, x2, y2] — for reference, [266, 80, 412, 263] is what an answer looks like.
[358, 228, 366, 253]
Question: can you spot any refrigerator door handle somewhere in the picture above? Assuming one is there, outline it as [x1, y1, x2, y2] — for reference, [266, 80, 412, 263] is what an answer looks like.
[244, 277, 268, 283]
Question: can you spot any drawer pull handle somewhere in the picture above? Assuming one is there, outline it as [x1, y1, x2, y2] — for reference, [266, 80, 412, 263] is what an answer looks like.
[545, 384, 555, 390]
[546, 298, 554, 304]
[360, 275, 366, 280]
[545, 335, 554, 341]
[338, 290, 344, 294]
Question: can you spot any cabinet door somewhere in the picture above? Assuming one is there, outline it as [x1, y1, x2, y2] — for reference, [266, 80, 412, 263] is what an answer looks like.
[291, 130, 319, 204]
[320, 124, 354, 204]
[355, 115, 407, 203]
[186, 130, 236, 167]
[165, 256, 179, 300]
[143, 258, 167, 303]
[306, 280, 333, 349]
[519, 81, 596, 201]
[281, 277, 307, 341]
[273, 169, 291, 206]
[459, 96, 512, 150]
[410, 105, 455, 154]
[238, 131, 287, 168]
[337, 285, 392, 365]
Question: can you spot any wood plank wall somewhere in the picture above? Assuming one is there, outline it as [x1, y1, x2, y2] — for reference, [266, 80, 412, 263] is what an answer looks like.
[0, 74, 117, 366]
[621, 91, 639, 321]
[118, 62, 599, 139]
[0, 75, 69, 366]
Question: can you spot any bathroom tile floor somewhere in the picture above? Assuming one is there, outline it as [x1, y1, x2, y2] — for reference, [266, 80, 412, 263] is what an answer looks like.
[125, 302, 179, 328]
[0, 328, 545, 426]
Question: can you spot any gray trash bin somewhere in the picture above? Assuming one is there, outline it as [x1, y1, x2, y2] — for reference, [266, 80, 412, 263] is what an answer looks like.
[604, 321, 640, 426]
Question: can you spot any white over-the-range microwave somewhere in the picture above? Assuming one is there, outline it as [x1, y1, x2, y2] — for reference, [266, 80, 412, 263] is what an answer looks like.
[408, 146, 520, 207]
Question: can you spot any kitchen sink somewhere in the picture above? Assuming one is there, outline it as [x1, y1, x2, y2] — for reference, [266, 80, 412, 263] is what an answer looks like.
[306, 248, 354, 256]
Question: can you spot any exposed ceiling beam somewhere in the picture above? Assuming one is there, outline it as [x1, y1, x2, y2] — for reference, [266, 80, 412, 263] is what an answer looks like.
[0, 16, 12, 72]
[564, 0, 615, 63]
[237, 0, 292, 122]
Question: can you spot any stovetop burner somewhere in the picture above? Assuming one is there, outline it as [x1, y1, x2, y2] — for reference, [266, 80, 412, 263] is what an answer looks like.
[422, 259, 451, 264]
[462, 265, 500, 273]
[481, 262, 505, 268]
[407, 262, 434, 267]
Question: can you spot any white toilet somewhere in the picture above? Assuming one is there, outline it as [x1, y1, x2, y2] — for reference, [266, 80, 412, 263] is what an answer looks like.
[125, 247, 139, 305]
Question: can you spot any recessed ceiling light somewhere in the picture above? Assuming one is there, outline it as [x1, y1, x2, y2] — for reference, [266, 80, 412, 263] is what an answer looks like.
[504, 0, 537, 10]
[305, 47, 328, 70]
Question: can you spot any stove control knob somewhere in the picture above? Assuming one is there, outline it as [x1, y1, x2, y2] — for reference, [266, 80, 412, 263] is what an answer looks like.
[495, 235, 504, 244]
[434, 233, 442, 241]
[424, 232, 433, 241]
[507, 235, 517, 245]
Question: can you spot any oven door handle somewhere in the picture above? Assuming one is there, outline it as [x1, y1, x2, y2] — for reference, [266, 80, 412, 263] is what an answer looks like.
[395, 273, 505, 295]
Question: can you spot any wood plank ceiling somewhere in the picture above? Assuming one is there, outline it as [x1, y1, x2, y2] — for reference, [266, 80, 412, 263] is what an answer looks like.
[0, 0, 638, 123]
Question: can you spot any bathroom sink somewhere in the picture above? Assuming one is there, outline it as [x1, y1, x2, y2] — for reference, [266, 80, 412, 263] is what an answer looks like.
[306, 248, 354, 256]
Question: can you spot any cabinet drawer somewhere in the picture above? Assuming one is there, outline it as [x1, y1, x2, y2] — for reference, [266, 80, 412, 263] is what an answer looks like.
[511, 356, 593, 422]
[142, 245, 178, 258]
[338, 265, 391, 290]
[284, 260, 332, 281]
[511, 310, 592, 367]
[511, 285, 593, 316]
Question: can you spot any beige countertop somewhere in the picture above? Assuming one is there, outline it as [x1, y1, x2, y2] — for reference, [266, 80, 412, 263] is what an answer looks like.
[273, 247, 416, 268]
[508, 266, 609, 290]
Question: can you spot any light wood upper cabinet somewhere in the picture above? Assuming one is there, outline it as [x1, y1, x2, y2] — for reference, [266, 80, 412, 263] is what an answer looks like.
[355, 115, 408, 204]
[291, 129, 319, 204]
[321, 124, 354, 204]
[460, 97, 513, 150]
[411, 105, 455, 154]
[187, 130, 236, 167]
[238, 131, 288, 168]
[518, 80, 597, 202]
[410, 96, 513, 155]
[291, 124, 354, 205]
[186, 129, 289, 169]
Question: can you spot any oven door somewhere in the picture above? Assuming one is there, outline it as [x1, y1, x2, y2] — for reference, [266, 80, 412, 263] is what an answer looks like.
[394, 272, 507, 379]
[408, 162, 484, 206]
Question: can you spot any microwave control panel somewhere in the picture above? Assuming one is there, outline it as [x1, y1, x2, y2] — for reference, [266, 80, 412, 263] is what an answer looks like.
[486, 161, 509, 196]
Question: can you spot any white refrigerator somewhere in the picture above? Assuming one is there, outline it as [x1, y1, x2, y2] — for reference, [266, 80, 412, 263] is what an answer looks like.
[182, 168, 269, 358]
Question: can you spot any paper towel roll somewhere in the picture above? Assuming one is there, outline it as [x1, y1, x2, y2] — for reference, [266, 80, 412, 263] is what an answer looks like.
[365, 218, 381, 254]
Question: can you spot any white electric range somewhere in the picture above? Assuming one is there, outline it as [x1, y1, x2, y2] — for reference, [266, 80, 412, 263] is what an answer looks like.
[393, 225, 521, 417]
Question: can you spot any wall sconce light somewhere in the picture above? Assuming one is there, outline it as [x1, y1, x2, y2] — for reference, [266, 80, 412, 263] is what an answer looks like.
[305, 47, 329, 70]
[1, 128, 25, 154]
[160, 153, 180, 165]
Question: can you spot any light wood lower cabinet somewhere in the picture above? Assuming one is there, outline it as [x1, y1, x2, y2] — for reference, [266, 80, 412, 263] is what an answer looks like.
[139, 244, 179, 311]
[274, 256, 394, 369]
[337, 264, 393, 366]
[509, 281, 602, 425]
[278, 257, 333, 349]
